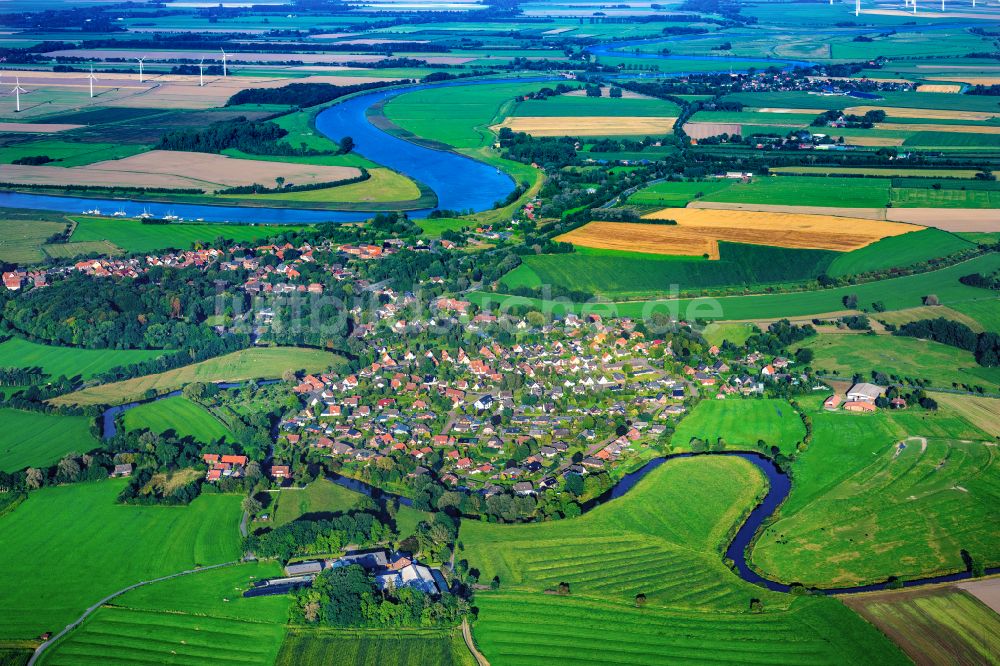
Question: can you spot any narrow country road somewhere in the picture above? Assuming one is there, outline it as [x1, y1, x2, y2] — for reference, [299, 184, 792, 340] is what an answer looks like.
[462, 617, 490, 666]
[28, 560, 239, 666]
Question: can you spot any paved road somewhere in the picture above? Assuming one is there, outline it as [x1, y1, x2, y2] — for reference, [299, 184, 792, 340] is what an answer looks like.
[28, 561, 239, 666]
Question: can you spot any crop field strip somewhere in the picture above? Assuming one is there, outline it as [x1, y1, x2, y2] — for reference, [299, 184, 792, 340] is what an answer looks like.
[842, 586, 1000, 666]
[496, 116, 677, 137]
[0, 337, 166, 382]
[122, 396, 235, 443]
[276, 628, 476, 666]
[557, 211, 917, 259]
[472, 592, 908, 666]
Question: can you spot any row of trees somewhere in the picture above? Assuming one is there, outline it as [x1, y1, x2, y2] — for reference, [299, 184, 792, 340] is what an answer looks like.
[894, 318, 1000, 367]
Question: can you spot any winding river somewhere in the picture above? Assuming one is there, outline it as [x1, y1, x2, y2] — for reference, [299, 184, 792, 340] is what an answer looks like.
[100, 385, 998, 595]
[0, 77, 550, 223]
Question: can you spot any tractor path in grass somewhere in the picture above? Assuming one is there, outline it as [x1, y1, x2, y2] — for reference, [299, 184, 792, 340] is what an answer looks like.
[28, 560, 239, 666]
[462, 618, 490, 666]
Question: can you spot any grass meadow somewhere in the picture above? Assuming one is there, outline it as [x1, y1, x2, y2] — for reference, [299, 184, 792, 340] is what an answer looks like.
[826, 228, 975, 277]
[383, 81, 542, 148]
[701, 322, 758, 347]
[122, 396, 234, 443]
[626, 180, 731, 207]
[513, 94, 679, 117]
[270, 479, 366, 526]
[39, 562, 291, 666]
[751, 410, 998, 587]
[51, 347, 343, 406]
[68, 217, 312, 254]
[461, 456, 906, 665]
[670, 399, 805, 453]
[472, 251, 1000, 322]
[0, 480, 242, 641]
[0, 210, 68, 264]
[800, 333, 1000, 391]
[875, 305, 986, 333]
[703, 176, 891, 209]
[843, 586, 1000, 666]
[0, 408, 98, 473]
[0, 337, 165, 382]
[276, 628, 475, 666]
[930, 394, 1000, 438]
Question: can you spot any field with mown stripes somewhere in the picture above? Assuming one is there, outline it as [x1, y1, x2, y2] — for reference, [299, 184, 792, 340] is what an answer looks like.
[472, 591, 908, 666]
[460, 456, 787, 611]
[275, 628, 475, 666]
[670, 399, 805, 454]
[38, 606, 285, 666]
[38, 562, 289, 665]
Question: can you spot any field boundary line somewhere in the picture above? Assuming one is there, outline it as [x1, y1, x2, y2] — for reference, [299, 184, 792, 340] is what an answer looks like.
[28, 560, 240, 666]
[463, 617, 490, 666]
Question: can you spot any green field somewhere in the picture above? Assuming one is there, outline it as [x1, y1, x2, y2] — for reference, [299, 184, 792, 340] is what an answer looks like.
[39, 562, 290, 666]
[626, 180, 732, 207]
[0, 337, 165, 383]
[51, 347, 344, 406]
[383, 81, 542, 149]
[703, 176, 891, 209]
[271, 479, 366, 526]
[504, 243, 838, 298]
[237, 167, 421, 204]
[0, 211, 68, 264]
[951, 297, 1000, 333]
[122, 396, 234, 443]
[0, 408, 98, 473]
[771, 167, 983, 178]
[513, 93, 679, 117]
[701, 322, 757, 347]
[0, 139, 148, 168]
[0, 480, 242, 640]
[875, 305, 986, 333]
[844, 586, 1000, 666]
[269, 478, 430, 539]
[276, 628, 475, 666]
[752, 410, 998, 587]
[721, 90, 1000, 114]
[826, 228, 975, 277]
[463, 456, 906, 665]
[42, 241, 122, 259]
[68, 217, 313, 254]
[473, 252, 1000, 322]
[801, 333, 1000, 391]
[416, 217, 469, 238]
[890, 187, 1000, 208]
[904, 132, 1000, 149]
[671, 399, 805, 453]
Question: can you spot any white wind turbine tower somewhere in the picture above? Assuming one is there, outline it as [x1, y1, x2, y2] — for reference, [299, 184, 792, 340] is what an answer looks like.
[198, 59, 205, 87]
[220, 48, 228, 77]
[12, 77, 28, 113]
[136, 56, 145, 83]
[88, 66, 97, 98]
[855, 0, 860, 15]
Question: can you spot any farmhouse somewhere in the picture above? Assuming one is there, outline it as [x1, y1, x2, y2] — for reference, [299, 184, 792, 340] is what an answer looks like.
[843, 400, 877, 413]
[823, 395, 842, 410]
[847, 383, 885, 403]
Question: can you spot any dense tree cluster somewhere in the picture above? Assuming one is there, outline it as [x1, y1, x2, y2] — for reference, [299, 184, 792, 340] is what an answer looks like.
[745, 320, 816, 355]
[290, 564, 468, 628]
[157, 117, 293, 155]
[226, 80, 398, 108]
[894, 318, 1000, 367]
[244, 512, 390, 561]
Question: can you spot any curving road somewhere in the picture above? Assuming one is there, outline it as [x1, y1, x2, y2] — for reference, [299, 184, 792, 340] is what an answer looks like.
[27, 561, 239, 666]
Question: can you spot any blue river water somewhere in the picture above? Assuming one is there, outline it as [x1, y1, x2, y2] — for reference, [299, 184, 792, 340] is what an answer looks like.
[0, 77, 551, 224]
[100, 382, 996, 593]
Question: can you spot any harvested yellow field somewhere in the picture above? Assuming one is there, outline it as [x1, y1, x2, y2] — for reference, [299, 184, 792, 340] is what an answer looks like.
[928, 76, 1000, 86]
[496, 116, 676, 136]
[845, 106, 997, 121]
[0, 150, 361, 193]
[848, 136, 906, 147]
[916, 84, 962, 93]
[685, 122, 741, 139]
[755, 107, 825, 114]
[0, 122, 81, 133]
[556, 210, 920, 258]
[874, 123, 1000, 134]
[563, 88, 654, 100]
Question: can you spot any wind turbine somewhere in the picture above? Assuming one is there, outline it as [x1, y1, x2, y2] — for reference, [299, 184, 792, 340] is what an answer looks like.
[12, 77, 27, 113]
[855, 0, 860, 15]
[220, 48, 228, 77]
[198, 59, 205, 87]
[88, 66, 97, 98]
[136, 56, 145, 83]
